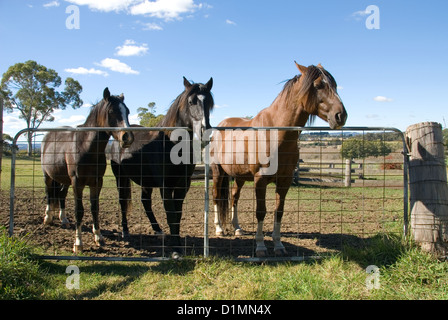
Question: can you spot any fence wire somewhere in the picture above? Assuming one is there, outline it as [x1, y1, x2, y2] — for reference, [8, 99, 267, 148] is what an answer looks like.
[3, 126, 409, 262]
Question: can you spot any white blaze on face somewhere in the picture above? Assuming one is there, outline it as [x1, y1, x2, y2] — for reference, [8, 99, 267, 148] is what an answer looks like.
[118, 102, 131, 128]
[197, 95, 207, 128]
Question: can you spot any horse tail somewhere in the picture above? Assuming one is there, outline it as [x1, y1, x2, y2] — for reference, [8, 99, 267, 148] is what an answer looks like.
[212, 163, 229, 228]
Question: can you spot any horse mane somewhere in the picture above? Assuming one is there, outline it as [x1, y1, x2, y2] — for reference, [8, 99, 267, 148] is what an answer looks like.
[78, 99, 105, 128]
[280, 65, 337, 125]
[78, 96, 121, 128]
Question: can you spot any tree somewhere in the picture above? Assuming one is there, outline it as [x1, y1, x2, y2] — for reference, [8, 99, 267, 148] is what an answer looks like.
[2, 134, 17, 155]
[137, 102, 164, 127]
[1, 60, 83, 155]
[341, 138, 392, 160]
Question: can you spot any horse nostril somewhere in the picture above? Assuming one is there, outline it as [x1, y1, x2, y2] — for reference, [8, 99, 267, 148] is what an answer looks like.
[121, 132, 134, 146]
[336, 112, 345, 124]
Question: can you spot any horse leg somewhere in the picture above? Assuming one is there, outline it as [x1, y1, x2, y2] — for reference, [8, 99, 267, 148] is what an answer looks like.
[72, 182, 85, 254]
[43, 175, 59, 226]
[116, 177, 132, 238]
[161, 187, 182, 255]
[58, 185, 70, 228]
[212, 166, 225, 236]
[272, 181, 290, 256]
[230, 178, 245, 236]
[141, 187, 164, 236]
[90, 179, 104, 247]
[212, 164, 229, 236]
[111, 160, 133, 238]
[254, 177, 268, 257]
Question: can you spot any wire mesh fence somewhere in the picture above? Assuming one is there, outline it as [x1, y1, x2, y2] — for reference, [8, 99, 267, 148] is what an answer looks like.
[2, 126, 408, 262]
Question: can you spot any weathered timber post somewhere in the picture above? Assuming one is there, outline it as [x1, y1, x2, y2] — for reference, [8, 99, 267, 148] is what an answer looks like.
[345, 159, 352, 187]
[406, 122, 448, 255]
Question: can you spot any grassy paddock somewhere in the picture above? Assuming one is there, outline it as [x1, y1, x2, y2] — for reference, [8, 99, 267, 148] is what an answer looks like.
[1, 227, 448, 300]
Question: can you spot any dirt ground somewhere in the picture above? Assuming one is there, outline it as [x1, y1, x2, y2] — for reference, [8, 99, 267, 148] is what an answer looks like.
[1, 175, 403, 260]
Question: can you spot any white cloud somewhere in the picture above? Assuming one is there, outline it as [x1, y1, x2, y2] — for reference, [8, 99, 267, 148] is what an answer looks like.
[140, 22, 163, 31]
[43, 1, 60, 8]
[65, 67, 109, 77]
[128, 113, 140, 124]
[226, 19, 236, 25]
[115, 40, 149, 56]
[3, 113, 23, 131]
[57, 115, 86, 125]
[351, 9, 369, 21]
[373, 96, 393, 102]
[130, 0, 199, 20]
[96, 58, 140, 75]
[66, 0, 203, 20]
[65, 0, 138, 12]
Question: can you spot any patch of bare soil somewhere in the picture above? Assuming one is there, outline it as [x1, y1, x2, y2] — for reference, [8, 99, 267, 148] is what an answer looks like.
[1, 181, 395, 260]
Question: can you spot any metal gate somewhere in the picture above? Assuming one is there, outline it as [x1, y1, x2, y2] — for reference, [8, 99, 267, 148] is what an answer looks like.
[5, 126, 409, 262]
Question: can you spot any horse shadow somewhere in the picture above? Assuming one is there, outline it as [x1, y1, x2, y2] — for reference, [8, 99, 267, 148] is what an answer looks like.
[98, 228, 404, 269]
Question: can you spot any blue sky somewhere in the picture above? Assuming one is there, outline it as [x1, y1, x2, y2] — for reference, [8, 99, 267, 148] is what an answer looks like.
[1, 0, 447, 138]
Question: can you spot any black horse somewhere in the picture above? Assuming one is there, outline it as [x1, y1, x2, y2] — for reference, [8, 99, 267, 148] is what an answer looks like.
[41, 88, 134, 253]
[109, 77, 214, 254]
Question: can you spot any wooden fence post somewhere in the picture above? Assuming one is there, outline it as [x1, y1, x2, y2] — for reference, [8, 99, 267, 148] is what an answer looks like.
[345, 158, 352, 187]
[406, 122, 448, 255]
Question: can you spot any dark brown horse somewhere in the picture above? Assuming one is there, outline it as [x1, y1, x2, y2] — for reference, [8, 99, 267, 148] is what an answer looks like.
[41, 88, 134, 253]
[109, 77, 214, 256]
[211, 62, 347, 257]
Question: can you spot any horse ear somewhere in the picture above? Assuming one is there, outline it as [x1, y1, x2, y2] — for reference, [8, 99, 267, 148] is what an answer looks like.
[295, 61, 308, 74]
[183, 76, 192, 90]
[205, 77, 213, 91]
[103, 87, 111, 101]
[313, 76, 324, 88]
[119, 93, 124, 102]
[317, 63, 323, 68]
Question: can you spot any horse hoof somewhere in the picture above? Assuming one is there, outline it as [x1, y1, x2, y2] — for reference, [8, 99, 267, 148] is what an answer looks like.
[274, 248, 288, 257]
[234, 229, 244, 236]
[96, 239, 105, 247]
[215, 231, 224, 237]
[256, 249, 268, 258]
[171, 252, 181, 260]
[61, 222, 70, 229]
[73, 244, 83, 254]
[43, 216, 53, 226]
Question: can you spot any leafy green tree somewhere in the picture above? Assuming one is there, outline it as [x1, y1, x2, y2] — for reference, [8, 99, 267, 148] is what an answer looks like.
[341, 138, 392, 160]
[2, 133, 17, 155]
[137, 102, 164, 127]
[1, 60, 83, 155]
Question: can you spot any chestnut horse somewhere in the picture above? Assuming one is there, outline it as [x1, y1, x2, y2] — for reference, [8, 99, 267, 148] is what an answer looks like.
[211, 62, 347, 257]
[41, 88, 134, 253]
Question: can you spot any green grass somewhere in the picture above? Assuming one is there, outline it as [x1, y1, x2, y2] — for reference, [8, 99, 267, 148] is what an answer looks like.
[2, 226, 448, 300]
[2, 156, 447, 300]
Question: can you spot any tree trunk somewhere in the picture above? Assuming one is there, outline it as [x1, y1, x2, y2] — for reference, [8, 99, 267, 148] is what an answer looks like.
[406, 122, 448, 255]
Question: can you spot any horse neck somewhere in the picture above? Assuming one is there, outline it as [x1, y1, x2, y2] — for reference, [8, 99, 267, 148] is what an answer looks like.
[78, 104, 111, 154]
[77, 131, 110, 155]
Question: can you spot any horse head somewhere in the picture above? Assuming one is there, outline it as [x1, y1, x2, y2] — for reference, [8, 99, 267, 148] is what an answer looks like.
[102, 87, 134, 148]
[295, 62, 347, 129]
[181, 77, 214, 140]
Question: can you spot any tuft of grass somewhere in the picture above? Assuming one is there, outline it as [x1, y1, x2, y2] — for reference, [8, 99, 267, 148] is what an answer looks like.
[0, 226, 48, 300]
